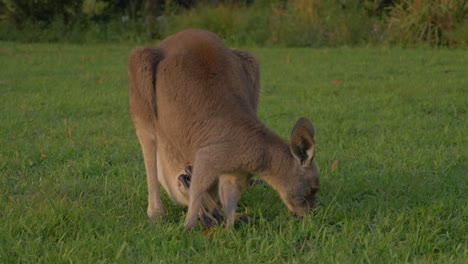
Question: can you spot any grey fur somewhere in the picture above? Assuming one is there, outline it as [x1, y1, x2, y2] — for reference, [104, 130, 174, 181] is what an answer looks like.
[128, 29, 320, 230]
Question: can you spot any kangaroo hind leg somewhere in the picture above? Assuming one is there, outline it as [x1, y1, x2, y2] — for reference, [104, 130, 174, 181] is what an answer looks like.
[128, 47, 165, 223]
[137, 130, 164, 222]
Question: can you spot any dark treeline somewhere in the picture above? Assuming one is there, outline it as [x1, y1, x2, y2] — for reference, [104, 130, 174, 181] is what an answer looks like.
[1, 0, 466, 47]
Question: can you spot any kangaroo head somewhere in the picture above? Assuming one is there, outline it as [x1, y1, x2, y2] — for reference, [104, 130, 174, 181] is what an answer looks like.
[279, 117, 320, 216]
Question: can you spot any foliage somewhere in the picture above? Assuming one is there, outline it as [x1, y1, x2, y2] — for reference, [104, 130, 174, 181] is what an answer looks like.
[82, 0, 110, 18]
[386, 0, 468, 47]
[0, 0, 466, 47]
[161, 0, 382, 47]
[268, 0, 380, 47]
[162, 2, 271, 45]
[0, 0, 82, 24]
[1, 42, 467, 262]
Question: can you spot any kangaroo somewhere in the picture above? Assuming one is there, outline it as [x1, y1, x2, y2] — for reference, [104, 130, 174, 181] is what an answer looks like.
[128, 29, 320, 230]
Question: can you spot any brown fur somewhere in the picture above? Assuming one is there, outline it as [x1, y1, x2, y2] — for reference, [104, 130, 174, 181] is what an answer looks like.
[128, 29, 319, 230]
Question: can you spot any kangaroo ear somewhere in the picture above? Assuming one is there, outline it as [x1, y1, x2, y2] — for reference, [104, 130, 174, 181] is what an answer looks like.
[290, 118, 315, 167]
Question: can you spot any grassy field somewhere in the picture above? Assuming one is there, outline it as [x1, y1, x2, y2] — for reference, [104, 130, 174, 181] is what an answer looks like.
[0, 42, 467, 263]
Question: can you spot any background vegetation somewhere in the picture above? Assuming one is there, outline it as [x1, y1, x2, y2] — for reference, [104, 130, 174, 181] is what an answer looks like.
[1, 0, 467, 47]
[1, 0, 467, 263]
[1, 42, 467, 263]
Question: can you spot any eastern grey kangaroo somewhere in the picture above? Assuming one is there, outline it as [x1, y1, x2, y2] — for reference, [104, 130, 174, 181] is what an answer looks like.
[128, 29, 319, 230]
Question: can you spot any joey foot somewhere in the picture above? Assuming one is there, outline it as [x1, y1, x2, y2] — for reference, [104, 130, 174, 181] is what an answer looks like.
[178, 174, 191, 190]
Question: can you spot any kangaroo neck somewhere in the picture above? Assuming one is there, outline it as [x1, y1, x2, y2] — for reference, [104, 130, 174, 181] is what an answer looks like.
[254, 129, 297, 190]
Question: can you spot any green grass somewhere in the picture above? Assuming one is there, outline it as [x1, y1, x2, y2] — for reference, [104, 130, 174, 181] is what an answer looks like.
[0, 42, 467, 263]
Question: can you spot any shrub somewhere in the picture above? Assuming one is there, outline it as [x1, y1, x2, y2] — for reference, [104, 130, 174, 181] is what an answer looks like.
[0, 0, 159, 42]
[268, 0, 379, 47]
[166, 5, 236, 41]
[162, 2, 270, 46]
[386, 0, 468, 47]
[0, 0, 465, 47]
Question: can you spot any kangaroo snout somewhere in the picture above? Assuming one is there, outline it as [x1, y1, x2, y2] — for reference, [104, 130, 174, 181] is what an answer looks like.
[304, 191, 317, 208]
[285, 189, 319, 217]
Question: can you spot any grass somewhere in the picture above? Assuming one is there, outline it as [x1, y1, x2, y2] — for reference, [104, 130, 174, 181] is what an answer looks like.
[0, 42, 467, 263]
